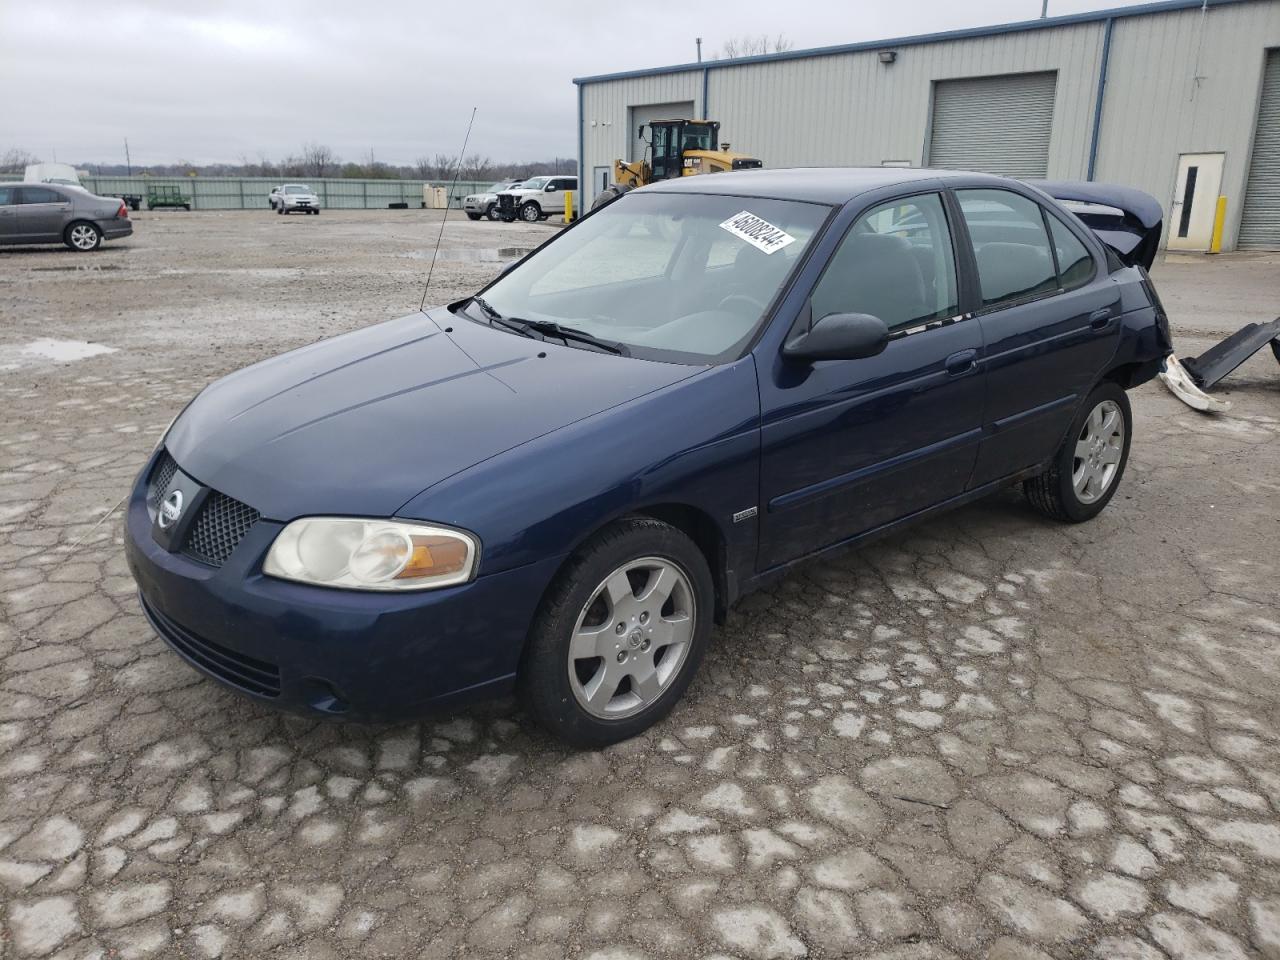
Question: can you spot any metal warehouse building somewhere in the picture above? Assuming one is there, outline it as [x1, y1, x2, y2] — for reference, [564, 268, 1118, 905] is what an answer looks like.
[574, 0, 1280, 251]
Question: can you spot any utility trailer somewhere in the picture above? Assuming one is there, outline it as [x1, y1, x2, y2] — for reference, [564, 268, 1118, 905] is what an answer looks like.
[146, 185, 191, 211]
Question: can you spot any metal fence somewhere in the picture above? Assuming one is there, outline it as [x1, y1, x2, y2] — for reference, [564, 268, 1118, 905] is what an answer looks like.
[2, 175, 498, 210]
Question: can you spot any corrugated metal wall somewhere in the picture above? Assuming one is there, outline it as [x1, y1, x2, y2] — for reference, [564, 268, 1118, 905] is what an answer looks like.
[579, 0, 1280, 250]
[72, 176, 496, 210]
[1095, 1, 1280, 250]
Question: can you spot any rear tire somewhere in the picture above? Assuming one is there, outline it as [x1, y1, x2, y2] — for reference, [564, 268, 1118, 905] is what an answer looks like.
[64, 221, 102, 252]
[1024, 381, 1132, 523]
[519, 517, 714, 748]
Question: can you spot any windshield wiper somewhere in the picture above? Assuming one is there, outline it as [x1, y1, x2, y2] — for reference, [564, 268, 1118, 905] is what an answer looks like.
[469, 297, 629, 356]
[520, 319, 630, 356]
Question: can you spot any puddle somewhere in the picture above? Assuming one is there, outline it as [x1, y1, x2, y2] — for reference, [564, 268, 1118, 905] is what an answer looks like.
[31, 264, 124, 273]
[402, 247, 534, 263]
[0, 338, 118, 368]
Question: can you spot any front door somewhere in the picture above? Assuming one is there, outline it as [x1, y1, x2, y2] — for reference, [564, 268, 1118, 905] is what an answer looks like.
[1167, 152, 1224, 251]
[758, 191, 985, 569]
[0, 186, 17, 241]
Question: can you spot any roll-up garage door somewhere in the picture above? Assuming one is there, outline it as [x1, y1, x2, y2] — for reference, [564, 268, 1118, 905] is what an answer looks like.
[631, 101, 696, 164]
[1239, 50, 1280, 250]
[928, 72, 1057, 178]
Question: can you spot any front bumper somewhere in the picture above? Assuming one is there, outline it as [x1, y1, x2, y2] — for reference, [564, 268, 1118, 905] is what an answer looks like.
[282, 199, 318, 210]
[124, 450, 560, 719]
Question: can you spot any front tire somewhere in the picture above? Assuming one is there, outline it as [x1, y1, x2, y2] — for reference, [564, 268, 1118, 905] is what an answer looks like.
[519, 201, 541, 223]
[277, 204, 286, 215]
[1024, 381, 1132, 523]
[64, 221, 102, 252]
[485, 203, 500, 221]
[519, 518, 714, 748]
[466, 212, 482, 221]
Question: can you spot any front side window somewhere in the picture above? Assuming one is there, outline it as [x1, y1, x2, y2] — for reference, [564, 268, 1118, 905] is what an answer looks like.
[957, 189, 1058, 307]
[810, 193, 959, 331]
[523, 177, 549, 191]
[471, 192, 829, 363]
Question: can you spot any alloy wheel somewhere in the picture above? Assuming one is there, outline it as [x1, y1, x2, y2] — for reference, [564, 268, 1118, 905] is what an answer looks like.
[1072, 399, 1124, 504]
[568, 557, 696, 719]
[69, 225, 99, 250]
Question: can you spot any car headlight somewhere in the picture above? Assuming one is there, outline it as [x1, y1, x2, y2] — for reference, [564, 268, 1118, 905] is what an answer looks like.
[264, 517, 479, 591]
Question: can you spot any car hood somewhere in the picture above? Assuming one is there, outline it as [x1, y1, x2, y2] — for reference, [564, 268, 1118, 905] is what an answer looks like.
[165, 309, 701, 520]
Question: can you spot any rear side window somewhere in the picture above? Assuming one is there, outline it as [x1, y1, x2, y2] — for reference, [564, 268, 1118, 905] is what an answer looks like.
[811, 193, 959, 332]
[19, 187, 62, 204]
[957, 189, 1058, 307]
[1047, 214, 1093, 290]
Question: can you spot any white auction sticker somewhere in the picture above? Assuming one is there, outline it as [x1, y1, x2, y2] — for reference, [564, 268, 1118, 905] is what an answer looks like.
[719, 211, 797, 255]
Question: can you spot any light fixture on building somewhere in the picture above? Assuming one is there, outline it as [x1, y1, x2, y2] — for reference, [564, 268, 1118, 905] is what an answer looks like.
[878, 50, 897, 64]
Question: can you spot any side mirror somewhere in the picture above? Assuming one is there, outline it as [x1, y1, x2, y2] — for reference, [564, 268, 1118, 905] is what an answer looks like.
[544, 184, 556, 192]
[638, 124, 646, 140]
[783, 312, 890, 362]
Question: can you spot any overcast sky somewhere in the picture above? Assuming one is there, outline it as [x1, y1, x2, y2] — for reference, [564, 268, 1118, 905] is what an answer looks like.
[3, 0, 1153, 167]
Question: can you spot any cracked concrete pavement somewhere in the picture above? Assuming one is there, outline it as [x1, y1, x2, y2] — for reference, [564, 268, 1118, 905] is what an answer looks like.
[1, 211, 1279, 959]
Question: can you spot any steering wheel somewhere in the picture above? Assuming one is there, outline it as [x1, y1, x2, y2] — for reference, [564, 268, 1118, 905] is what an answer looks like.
[717, 293, 766, 315]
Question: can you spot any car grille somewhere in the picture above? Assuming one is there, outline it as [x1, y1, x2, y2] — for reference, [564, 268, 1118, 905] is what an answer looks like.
[183, 492, 262, 567]
[147, 450, 179, 512]
[141, 593, 281, 698]
[498, 194, 516, 215]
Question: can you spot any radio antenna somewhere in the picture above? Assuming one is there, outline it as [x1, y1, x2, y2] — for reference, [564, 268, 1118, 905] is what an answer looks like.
[420, 106, 477, 312]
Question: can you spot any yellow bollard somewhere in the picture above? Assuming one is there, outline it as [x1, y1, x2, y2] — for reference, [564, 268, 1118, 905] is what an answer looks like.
[564, 191, 574, 224]
[1209, 196, 1227, 254]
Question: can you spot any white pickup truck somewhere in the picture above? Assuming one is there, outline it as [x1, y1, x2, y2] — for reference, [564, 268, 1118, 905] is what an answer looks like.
[495, 176, 578, 222]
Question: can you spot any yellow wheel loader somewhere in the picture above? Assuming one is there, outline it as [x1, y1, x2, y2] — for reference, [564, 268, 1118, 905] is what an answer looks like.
[591, 119, 762, 211]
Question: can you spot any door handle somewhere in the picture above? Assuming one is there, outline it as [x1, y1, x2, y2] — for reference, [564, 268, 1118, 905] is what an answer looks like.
[944, 349, 978, 375]
[1089, 308, 1116, 330]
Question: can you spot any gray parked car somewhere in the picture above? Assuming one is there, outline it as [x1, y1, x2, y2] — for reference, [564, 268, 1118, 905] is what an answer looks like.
[0, 183, 133, 251]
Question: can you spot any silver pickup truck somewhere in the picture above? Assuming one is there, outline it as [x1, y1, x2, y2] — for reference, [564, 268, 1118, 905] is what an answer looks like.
[463, 180, 523, 221]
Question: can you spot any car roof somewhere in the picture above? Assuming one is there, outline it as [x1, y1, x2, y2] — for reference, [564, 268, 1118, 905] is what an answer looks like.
[640, 166, 1014, 205]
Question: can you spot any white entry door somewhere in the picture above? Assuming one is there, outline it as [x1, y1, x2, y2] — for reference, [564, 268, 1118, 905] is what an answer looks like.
[1168, 152, 1225, 251]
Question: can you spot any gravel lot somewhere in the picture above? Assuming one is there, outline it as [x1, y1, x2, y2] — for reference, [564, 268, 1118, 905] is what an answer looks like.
[1, 210, 1279, 960]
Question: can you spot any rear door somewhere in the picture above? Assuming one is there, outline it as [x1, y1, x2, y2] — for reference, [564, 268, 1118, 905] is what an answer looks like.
[757, 190, 985, 569]
[954, 185, 1121, 486]
[14, 186, 71, 243]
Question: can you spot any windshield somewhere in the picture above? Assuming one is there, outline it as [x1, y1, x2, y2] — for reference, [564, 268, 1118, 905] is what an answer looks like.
[520, 177, 550, 190]
[486, 181, 510, 193]
[285, 185, 311, 194]
[471, 192, 828, 363]
[681, 125, 716, 151]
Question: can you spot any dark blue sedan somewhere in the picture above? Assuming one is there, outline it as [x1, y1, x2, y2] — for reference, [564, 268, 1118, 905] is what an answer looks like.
[125, 168, 1171, 746]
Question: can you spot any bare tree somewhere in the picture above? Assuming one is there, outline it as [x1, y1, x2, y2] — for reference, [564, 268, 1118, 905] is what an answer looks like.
[302, 142, 336, 178]
[718, 33, 793, 59]
[0, 147, 39, 173]
[461, 154, 492, 180]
